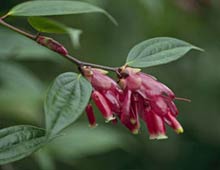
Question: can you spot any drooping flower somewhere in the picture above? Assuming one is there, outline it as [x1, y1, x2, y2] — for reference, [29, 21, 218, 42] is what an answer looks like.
[85, 104, 97, 128]
[91, 90, 115, 121]
[81, 66, 122, 124]
[118, 66, 184, 139]
[120, 89, 140, 134]
[81, 65, 184, 140]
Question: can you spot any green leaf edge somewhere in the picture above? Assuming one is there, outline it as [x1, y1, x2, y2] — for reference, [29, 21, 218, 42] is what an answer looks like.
[28, 16, 82, 47]
[126, 37, 204, 68]
[7, 1, 118, 25]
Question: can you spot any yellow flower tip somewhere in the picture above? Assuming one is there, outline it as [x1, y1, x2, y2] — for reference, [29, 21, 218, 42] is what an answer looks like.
[175, 127, 184, 134]
[132, 128, 139, 135]
[105, 116, 116, 123]
[130, 118, 136, 125]
[149, 134, 168, 140]
[89, 123, 98, 128]
[156, 134, 168, 140]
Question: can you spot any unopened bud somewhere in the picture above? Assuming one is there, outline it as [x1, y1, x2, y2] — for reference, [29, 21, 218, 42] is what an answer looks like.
[121, 90, 132, 122]
[85, 104, 97, 128]
[92, 91, 115, 121]
[36, 36, 68, 56]
[164, 112, 184, 134]
[126, 74, 142, 91]
[143, 109, 167, 140]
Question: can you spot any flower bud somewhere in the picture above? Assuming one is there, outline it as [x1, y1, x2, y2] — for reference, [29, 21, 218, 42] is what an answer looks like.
[91, 69, 114, 90]
[143, 109, 167, 140]
[92, 91, 115, 122]
[130, 93, 141, 123]
[102, 90, 121, 113]
[164, 112, 184, 134]
[126, 74, 142, 91]
[150, 96, 169, 116]
[139, 73, 175, 98]
[36, 36, 68, 56]
[85, 104, 97, 128]
[121, 90, 132, 122]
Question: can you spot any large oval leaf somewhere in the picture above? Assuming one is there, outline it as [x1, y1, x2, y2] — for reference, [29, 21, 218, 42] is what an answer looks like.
[44, 72, 92, 138]
[0, 125, 47, 165]
[126, 37, 203, 68]
[7, 1, 117, 25]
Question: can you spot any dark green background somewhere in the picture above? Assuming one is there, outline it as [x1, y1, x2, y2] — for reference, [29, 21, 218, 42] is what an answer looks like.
[0, 0, 219, 170]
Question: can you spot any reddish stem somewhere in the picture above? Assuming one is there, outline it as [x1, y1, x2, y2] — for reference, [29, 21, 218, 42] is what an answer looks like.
[0, 18, 118, 72]
[175, 97, 191, 102]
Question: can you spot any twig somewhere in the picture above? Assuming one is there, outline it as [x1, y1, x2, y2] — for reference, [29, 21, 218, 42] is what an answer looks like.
[0, 18, 118, 72]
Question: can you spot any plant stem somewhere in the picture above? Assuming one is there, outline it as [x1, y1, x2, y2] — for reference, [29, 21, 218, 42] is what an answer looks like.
[0, 13, 9, 20]
[0, 14, 8, 20]
[65, 54, 117, 71]
[0, 19, 36, 39]
[0, 18, 118, 72]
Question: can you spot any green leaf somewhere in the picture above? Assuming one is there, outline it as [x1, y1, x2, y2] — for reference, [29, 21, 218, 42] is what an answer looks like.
[8, 1, 117, 25]
[0, 125, 47, 165]
[126, 37, 203, 68]
[28, 17, 67, 33]
[44, 72, 92, 138]
[28, 17, 82, 48]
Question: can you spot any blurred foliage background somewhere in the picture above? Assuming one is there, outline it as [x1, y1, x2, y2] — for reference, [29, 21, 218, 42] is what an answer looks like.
[0, 0, 219, 170]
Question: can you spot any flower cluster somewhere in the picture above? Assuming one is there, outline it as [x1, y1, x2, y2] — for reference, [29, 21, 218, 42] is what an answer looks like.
[82, 66, 184, 140]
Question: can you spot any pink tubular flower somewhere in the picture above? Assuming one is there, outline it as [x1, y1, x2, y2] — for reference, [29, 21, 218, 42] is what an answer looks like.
[85, 104, 97, 128]
[120, 89, 140, 134]
[91, 90, 115, 121]
[143, 108, 167, 139]
[118, 66, 183, 139]
[81, 66, 184, 140]
[81, 66, 122, 123]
